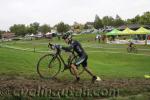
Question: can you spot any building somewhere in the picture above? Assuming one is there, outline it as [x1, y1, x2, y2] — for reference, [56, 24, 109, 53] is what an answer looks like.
[2, 32, 15, 39]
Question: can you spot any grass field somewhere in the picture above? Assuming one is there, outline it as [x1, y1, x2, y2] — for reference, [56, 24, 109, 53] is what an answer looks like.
[0, 37, 150, 79]
[0, 34, 150, 99]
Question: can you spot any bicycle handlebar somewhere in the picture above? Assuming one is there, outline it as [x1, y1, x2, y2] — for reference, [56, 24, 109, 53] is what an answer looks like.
[48, 43, 75, 55]
[48, 43, 54, 50]
[48, 43, 61, 54]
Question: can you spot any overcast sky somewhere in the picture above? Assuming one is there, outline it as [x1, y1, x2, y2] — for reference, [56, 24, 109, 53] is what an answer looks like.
[0, 0, 150, 30]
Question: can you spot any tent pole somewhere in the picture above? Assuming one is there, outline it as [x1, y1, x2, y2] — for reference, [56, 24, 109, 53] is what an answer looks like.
[145, 34, 148, 45]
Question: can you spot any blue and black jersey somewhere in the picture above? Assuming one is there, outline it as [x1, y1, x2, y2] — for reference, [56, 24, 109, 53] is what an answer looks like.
[62, 40, 87, 57]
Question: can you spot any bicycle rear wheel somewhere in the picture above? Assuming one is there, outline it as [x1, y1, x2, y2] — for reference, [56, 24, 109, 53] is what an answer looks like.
[69, 56, 84, 76]
[133, 47, 138, 53]
[37, 54, 61, 79]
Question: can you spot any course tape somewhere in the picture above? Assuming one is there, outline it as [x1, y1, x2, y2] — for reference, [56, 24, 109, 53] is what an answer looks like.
[0, 44, 150, 56]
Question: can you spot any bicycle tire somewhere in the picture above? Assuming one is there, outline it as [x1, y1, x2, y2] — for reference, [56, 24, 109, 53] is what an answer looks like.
[37, 54, 61, 79]
[127, 47, 131, 53]
[133, 47, 138, 53]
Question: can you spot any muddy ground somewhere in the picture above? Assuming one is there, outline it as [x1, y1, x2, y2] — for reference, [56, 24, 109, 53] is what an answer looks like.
[0, 76, 150, 99]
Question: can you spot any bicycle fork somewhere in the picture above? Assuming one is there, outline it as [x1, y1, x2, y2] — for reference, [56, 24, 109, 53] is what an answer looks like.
[48, 55, 56, 68]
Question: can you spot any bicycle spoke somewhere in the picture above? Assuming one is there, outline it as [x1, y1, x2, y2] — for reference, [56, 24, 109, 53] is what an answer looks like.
[37, 54, 61, 79]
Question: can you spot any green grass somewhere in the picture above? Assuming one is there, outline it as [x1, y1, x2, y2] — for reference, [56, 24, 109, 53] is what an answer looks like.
[0, 48, 40, 77]
[0, 34, 150, 79]
[0, 39, 150, 79]
[89, 52, 150, 78]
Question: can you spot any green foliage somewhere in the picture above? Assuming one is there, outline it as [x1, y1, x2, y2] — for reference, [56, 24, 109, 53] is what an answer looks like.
[139, 12, 150, 24]
[94, 15, 103, 29]
[127, 15, 141, 24]
[26, 26, 36, 34]
[56, 22, 70, 34]
[38, 24, 51, 34]
[0, 30, 5, 34]
[9, 22, 40, 36]
[9, 22, 47, 36]
[10, 24, 27, 36]
[83, 24, 89, 29]
[127, 11, 150, 25]
[102, 16, 114, 26]
[29, 22, 40, 34]
[113, 15, 125, 26]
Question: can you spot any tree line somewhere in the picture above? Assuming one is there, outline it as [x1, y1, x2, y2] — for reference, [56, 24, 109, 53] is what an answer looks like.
[0, 11, 150, 37]
[93, 11, 150, 30]
[8, 22, 70, 36]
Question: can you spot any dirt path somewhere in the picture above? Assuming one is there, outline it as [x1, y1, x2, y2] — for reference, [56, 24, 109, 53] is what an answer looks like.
[0, 77, 150, 99]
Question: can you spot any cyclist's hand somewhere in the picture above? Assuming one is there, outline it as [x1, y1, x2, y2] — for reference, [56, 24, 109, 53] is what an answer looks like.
[54, 44, 62, 49]
[48, 43, 55, 50]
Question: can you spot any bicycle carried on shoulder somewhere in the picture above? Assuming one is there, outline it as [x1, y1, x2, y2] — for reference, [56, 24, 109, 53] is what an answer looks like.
[36, 43, 84, 79]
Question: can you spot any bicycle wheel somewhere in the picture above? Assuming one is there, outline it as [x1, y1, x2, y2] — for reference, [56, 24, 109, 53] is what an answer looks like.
[133, 47, 138, 53]
[127, 47, 131, 53]
[69, 56, 84, 76]
[37, 54, 61, 79]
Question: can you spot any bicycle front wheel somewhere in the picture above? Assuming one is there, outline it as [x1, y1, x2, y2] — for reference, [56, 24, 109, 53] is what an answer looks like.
[127, 47, 131, 53]
[37, 54, 61, 79]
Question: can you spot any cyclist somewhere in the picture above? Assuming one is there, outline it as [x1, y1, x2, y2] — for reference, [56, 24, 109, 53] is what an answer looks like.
[59, 34, 98, 83]
[128, 40, 134, 48]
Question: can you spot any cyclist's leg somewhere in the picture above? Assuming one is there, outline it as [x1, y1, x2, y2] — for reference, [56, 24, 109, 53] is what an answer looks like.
[70, 63, 79, 80]
[81, 57, 95, 77]
[75, 56, 85, 66]
[84, 67, 97, 83]
[71, 55, 86, 82]
[75, 55, 93, 76]
[81, 56, 97, 83]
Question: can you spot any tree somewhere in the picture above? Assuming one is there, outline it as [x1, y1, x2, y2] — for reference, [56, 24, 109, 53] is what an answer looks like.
[126, 12, 150, 25]
[139, 12, 150, 24]
[26, 26, 35, 34]
[102, 16, 114, 26]
[114, 15, 124, 26]
[29, 22, 40, 34]
[38, 24, 51, 34]
[56, 22, 70, 34]
[9, 24, 27, 36]
[72, 22, 84, 33]
[0, 30, 5, 39]
[93, 15, 103, 29]
[134, 15, 140, 24]
[83, 24, 89, 29]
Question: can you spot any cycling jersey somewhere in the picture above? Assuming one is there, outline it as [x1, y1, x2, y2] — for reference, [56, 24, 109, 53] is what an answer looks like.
[62, 40, 88, 67]
[129, 42, 134, 47]
[62, 40, 87, 57]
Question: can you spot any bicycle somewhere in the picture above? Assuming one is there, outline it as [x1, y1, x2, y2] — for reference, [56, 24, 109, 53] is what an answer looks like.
[36, 43, 84, 79]
[127, 46, 138, 53]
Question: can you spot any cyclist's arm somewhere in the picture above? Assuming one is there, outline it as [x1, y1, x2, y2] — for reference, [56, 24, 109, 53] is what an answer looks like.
[61, 45, 73, 52]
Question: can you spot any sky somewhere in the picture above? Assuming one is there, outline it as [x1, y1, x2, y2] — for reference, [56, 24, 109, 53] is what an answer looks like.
[0, 0, 150, 30]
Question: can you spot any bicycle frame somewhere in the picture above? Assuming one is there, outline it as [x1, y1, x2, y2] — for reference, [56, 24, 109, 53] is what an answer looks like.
[56, 51, 67, 67]
[36, 43, 84, 79]
[51, 45, 75, 71]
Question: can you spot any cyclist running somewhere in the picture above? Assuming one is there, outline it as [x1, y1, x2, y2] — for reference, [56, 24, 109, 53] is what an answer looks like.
[59, 34, 98, 83]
